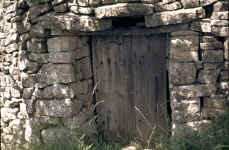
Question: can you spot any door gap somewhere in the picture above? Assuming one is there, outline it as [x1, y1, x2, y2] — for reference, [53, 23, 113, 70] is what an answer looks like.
[166, 70, 172, 136]
[88, 36, 97, 114]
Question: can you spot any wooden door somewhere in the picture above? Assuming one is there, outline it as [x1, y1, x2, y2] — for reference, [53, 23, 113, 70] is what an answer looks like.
[92, 35, 168, 141]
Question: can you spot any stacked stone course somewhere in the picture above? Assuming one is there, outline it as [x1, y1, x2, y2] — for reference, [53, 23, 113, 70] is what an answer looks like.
[0, 0, 228, 149]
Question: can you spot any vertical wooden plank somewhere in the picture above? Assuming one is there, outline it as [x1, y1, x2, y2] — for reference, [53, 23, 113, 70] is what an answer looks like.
[92, 34, 168, 141]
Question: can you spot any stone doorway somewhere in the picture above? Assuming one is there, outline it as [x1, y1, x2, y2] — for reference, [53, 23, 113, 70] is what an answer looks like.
[91, 34, 169, 141]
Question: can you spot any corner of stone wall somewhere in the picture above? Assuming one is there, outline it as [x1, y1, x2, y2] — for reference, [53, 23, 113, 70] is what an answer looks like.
[169, 0, 229, 137]
[0, 0, 31, 149]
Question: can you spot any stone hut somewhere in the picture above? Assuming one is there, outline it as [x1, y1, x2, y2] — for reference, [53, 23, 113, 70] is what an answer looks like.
[0, 0, 228, 149]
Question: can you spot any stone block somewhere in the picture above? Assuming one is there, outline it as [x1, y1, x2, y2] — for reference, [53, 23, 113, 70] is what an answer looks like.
[169, 62, 197, 85]
[170, 51, 199, 62]
[211, 20, 229, 37]
[28, 116, 60, 133]
[10, 87, 21, 98]
[53, 3, 68, 13]
[48, 52, 75, 64]
[41, 128, 74, 143]
[161, 0, 176, 4]
[30, 24, 50, 38]
[21, 73, 37, 88]
[202, 50, 224, 63]
[200, 36, 218, 43]
[37, 64, 76, 85]
[219, 82, 229, 95]
[52, 0, 66, 5]
[69, 5, 94, 15]
[202, 97, 229, 119]
[198, 69, 220, 84]
[71, 80, 92, 95]
[78, 0, 101, 6]
[211, 20, 229, 26]
[172, 99, 200, 123]
[95, 3, 154, 19]
[180, 0, 199, 8]
[211, 11, 229, 20]
[1, 107, 18, 122]
[145, 7, 205, 27]
[170, 35, 199, 51]
[75, 46, 90, 60]
[74, 57, 92, 81]
[172, 84, 216, 98]
[191, 19, 211, 33]
[22, 88, 34, 99]
[27, 38, 47, 53]
[4, 33, 18, 46]
[47, 36, 80, 52]
[35, 84, 75, 99]
[155, 1, 182, 12]
[200, 41, 223, 50]
[28, 53, 49, 64]
[203, 63, 224, 70]
[63, 112, 97, 134]
[172, 120, 211, 137]
[28, 4, 52, 21]
[78, 0, 159, 6]
[19, 58, 41, 74]
[5, 43, 18, 53]
[0, 75, 14, 87]
[171, 31, 199, 36]
[213, 1, 229, 12]
[36, 100, 72, 117]
[34, 13, 112, 32]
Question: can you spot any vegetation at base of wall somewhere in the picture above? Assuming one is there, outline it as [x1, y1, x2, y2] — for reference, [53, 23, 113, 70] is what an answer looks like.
[29, 110, 229, 150]
[151, 110, 229, 150]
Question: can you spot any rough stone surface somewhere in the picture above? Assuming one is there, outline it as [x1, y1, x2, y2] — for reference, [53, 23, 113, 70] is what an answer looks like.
[202, 97, 229, 119]
[169, 62, 197, 85]
[1, 0, 229, 148]
[172, 99, 200, 123]
[95, 3, 154, 18]
[36, 100, 73, 117]
[172, 84, 216, 98]
[37, 64, 76, 85]
[145, 7, 205, 27]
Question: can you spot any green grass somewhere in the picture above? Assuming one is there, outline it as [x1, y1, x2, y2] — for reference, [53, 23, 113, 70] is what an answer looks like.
[27, 110, 229, 150]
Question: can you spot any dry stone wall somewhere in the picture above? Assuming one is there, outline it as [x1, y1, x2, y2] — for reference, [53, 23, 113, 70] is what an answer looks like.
[0, 0, 228, 149]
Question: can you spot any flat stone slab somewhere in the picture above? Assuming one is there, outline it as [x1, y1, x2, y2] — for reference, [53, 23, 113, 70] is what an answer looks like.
[37, 64, 76, 85]
[169, 62, 197, 85]
[145, 7, 205, 27]
[33, 13, 112, 32]
[36, 100, 72, 117]
[172, 84, 216, 98]
[172, 99, 201, 123]
[95, 3, 154, 19]
[78, 0, 159, 6]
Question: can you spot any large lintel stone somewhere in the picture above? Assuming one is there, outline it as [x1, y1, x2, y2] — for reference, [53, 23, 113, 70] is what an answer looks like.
[34, 13, 112, 32]
[78, 0, 159, 6]
[95, 3, 154, 19]
[145, 7, 205, 27]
